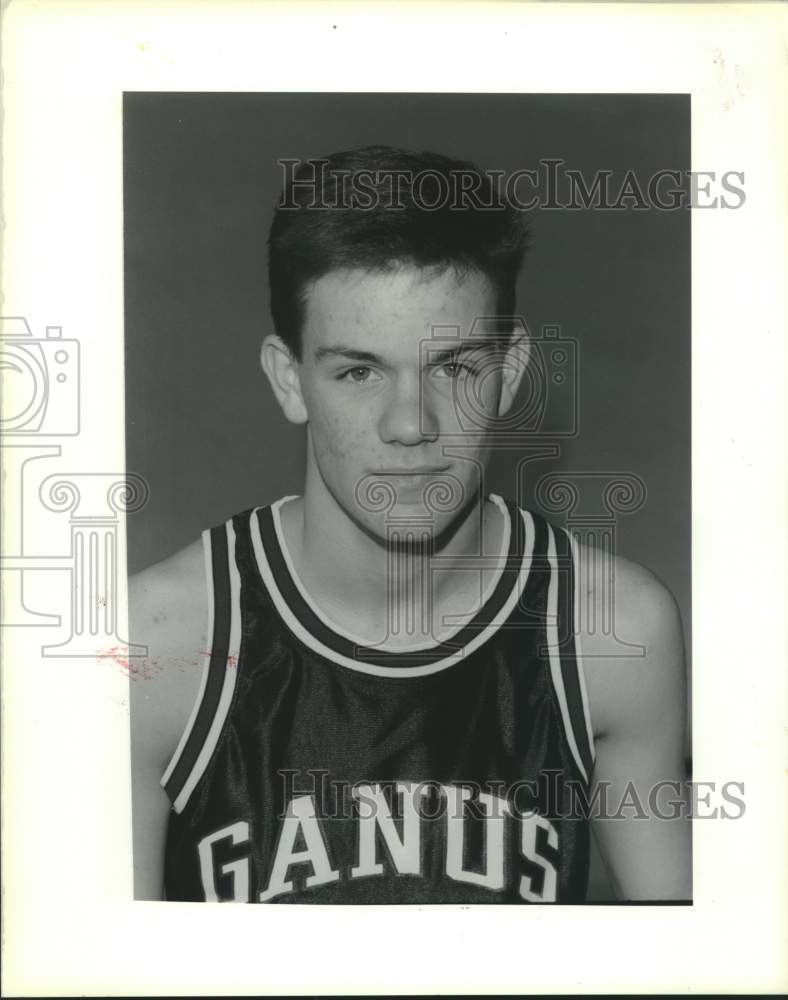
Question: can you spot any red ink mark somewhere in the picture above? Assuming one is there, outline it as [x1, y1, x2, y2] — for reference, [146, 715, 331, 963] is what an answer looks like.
[98, 647, 229, 680]
[200, 648, 238, 669]
[100, 646, 163, 681]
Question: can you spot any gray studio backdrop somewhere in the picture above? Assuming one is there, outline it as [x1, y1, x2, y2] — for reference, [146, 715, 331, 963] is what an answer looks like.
[124, 93, 690, 899]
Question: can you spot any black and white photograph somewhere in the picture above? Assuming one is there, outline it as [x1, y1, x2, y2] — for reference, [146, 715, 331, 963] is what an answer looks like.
[124, 93, 693, 905]
[2, 2, 786, 995]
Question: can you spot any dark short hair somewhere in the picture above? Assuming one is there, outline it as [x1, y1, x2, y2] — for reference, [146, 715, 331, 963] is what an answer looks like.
[268, 145, 530, 358]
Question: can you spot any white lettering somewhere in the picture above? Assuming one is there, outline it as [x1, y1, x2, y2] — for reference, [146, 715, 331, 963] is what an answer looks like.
[258, 794, 339, 901]
[519, 811, 558, 902]
[197, 820, 251, 903]
[445, 787, 509, 891]
[351, 782, 426, 878]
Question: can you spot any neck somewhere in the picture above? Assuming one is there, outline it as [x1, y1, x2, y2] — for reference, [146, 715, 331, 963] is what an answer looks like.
[279, 480, 505, 647]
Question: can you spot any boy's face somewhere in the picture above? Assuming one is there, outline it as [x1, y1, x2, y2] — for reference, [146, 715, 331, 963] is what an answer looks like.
[272, 265, 524, 543]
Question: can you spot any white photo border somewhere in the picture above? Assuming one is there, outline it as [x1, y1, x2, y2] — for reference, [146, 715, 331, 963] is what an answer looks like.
[2, 1, 786, 995]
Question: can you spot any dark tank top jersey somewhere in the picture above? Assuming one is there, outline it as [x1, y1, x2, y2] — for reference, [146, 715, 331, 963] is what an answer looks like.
[162, 495, 596, 904]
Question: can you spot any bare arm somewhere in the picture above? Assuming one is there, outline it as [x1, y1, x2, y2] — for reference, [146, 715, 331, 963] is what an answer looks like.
[580, 550, 691, 900]
[128, 540, 207, 900]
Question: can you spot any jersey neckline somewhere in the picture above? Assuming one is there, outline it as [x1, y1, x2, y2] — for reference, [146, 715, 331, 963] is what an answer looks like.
[248, 494, 536, 677]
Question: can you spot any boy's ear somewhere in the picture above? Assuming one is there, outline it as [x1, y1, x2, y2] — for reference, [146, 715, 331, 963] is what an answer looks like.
[260, 335, 308, 425]
[497, 334, 531, 418]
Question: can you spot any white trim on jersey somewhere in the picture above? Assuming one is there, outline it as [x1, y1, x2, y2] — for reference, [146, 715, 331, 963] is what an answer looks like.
[160, 527, 216, 789]
[566, 527, 597, 766]
[249, 506, 536, 678]
[545, 523, 590, 785]
[270, 493, 513, 652]
[167, 520, 243, 815]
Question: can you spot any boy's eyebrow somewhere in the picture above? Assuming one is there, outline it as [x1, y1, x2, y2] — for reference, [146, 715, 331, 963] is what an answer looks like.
[426, 339, 506, 363]
[313, 339, 505, 365]
[313, 346, 385, 364]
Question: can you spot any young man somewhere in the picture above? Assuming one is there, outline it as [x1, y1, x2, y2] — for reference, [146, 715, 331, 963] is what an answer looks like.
[129, 146, 691, 903]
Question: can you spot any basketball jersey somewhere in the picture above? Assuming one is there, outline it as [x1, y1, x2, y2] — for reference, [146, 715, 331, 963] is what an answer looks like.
[161, 494, 596, 903]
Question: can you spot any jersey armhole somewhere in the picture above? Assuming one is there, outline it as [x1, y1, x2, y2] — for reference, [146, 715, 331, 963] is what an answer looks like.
[543, 522, 597, 785]
[160, 520, 242, 814]
[565, 527, 597, 775]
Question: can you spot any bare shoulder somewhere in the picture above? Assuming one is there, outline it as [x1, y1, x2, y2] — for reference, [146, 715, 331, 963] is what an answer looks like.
[573, 540, 686, 743]
[572, 542, 690, 900]
[128, 538, 208, 898]
[577, 541, 682, 639]
[128, 538, 208, 770]
[129, 538, 206, 645]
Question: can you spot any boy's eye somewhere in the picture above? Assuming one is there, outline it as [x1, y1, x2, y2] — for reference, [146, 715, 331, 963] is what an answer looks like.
[435, 361, 473, 379]
[340, 366, 379, 383]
